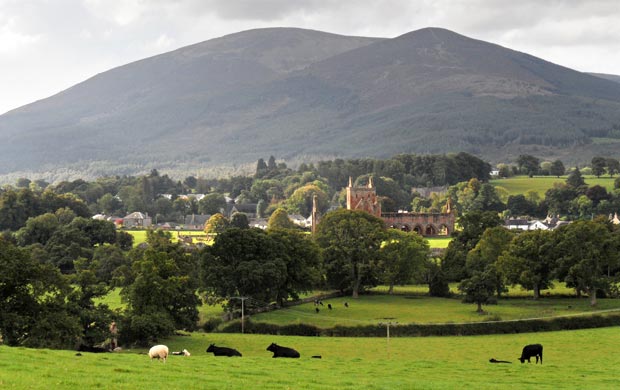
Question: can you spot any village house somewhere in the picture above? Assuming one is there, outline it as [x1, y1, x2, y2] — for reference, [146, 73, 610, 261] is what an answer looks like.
[122, 212, 152, 228]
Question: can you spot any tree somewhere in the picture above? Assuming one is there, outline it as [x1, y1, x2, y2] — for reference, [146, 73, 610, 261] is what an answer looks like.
[585, 185, 610, 206]
[204, 213, 229, 235]
[230, 212, 249, 229]
[549, 160, 565, 177]
[201, 228, 288, 309]
[606, 158, 620, 177]
[380, 229, 430, 294]
[591, 157, 607, 178]
[286, 184, 329, 217]
[121, 231, 200, 345]
[566, 167, 586, 190]
[198, 193, 226, 215]
[458, 270, 496, 313]
[465, 226, 514, 298]
[497, 230, 555, 299]
[255, 158, 268, 178]
[517, 155, 540, 177]
[68, 257, 114, 348]
[97, 193, 124, 216]
[442, 211, 502, 281]
[0, 239, 81, 348]
[554, 221, 618, 306]
[267, 229, 321, 304]
[267, 208, 296, 230]
[315, 209, 387, 298]
[506, 194, 535, 217]
[470, 183, 505, 212]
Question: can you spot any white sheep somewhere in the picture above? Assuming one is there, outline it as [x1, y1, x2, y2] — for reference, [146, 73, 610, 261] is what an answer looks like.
[148, 344, 169, 363]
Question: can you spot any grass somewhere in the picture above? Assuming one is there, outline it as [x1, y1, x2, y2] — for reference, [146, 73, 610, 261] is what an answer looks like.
[2, 328, 620, 389]
[125, 230, 211, 247]
[426, 237, 452, 248]
[491, 175, 617, 198]
[249, 294, 620, 327]
[96, 283, 595, 328]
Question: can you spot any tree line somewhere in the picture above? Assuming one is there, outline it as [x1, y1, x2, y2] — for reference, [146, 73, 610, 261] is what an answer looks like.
[0, 208, 430, 349]
[441, 211, 620, 312]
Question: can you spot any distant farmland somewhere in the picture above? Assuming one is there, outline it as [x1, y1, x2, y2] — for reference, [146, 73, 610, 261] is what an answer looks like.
[491, 175, 617, 198]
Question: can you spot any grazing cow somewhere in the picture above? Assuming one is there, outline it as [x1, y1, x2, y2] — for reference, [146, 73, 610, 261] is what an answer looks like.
[319, 301, 324, 306]
[77, 344, 109, 353]
[266, 343, 300, 358]
[315, 307, 319, 313]
[519, 344, 543, 364]
[344, 302, 349, 308]
[328, 304, 332, 310]
[206, 344, 242, 357]
[149, 345, 169, 363]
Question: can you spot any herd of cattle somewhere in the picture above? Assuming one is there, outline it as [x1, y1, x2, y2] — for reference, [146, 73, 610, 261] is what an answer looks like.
[147, 342, 301, 363]
[145, 342, 543, 364]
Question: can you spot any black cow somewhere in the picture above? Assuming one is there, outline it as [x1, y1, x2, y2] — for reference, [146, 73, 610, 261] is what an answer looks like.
[206, 344, 242, 357]
[315, 307, 319, 313]
[328, 304, 332, 310]
[519, 344, 543, 364]
[77, 344, 109, 353]
[266, 343, 300, 358]
[344, 302, 349, 308]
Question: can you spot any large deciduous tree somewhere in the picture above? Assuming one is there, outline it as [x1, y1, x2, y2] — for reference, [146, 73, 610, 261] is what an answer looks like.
[315, 209, 387, 298]
[442, 211, 502, 281]
[0, 239, 81, 348]
[201, 228, 288, 308]
[120, 231, 200, 345]
[553, 221, 618, 306]
[465, 226, 514, 298]
[497, 230, 555, 299]
[591, 157, 607, 178]
[380, 229, 430, 294]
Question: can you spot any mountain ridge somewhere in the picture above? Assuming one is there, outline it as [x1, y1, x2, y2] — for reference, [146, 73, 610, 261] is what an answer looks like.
[1, 27, 620, 180]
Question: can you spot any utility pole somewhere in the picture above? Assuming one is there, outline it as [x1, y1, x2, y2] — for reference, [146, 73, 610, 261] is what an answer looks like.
[379, 318, 397, 359]
[231, 296, 248, 333]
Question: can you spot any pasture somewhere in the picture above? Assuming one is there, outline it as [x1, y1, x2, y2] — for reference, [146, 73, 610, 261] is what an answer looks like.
[490, 175, 617, 198]
[1, 328, 619, 389]
[126, 230, 210, 247]
[250, 294, 620, 327]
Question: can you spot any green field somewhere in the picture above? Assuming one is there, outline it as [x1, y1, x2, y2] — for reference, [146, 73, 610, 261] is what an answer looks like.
[2, 328, 619, 389]
[250, 294, 620, 327]
[491, 175, 617, 198]
[126, 230, 210, 247]
[97, 283, 598, 329]
[426, 237, 452, 248]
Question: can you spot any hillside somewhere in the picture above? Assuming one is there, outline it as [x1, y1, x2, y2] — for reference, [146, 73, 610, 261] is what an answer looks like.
[2, 27, 620, 179]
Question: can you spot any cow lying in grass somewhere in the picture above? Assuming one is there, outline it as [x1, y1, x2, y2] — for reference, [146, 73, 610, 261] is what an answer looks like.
[206, 344, 242, 357]
[266, 343, 300, 358]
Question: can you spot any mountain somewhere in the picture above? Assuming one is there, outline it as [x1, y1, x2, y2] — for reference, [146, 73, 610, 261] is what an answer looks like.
[590, 73, 620, 84]
[1, 27, 620, 179]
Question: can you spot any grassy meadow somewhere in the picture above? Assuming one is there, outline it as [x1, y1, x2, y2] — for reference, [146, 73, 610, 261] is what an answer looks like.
[491, 175, 617, 198]
[250, 294, 620, 327]
[2, 328, 620, 389]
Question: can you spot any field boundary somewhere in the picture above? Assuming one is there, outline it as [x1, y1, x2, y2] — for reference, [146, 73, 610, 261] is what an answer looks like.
[219, 310, 620, 337]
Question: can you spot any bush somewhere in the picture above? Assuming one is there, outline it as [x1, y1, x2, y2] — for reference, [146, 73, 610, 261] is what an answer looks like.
[202, 317, 223, 333]
[118, 311, 175, 347]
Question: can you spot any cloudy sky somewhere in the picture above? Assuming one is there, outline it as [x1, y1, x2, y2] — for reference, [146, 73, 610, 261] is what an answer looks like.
[1, 0, 620, 114]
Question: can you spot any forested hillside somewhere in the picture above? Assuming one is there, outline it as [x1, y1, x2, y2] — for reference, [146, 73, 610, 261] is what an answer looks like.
[2, 27, 620, 180]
